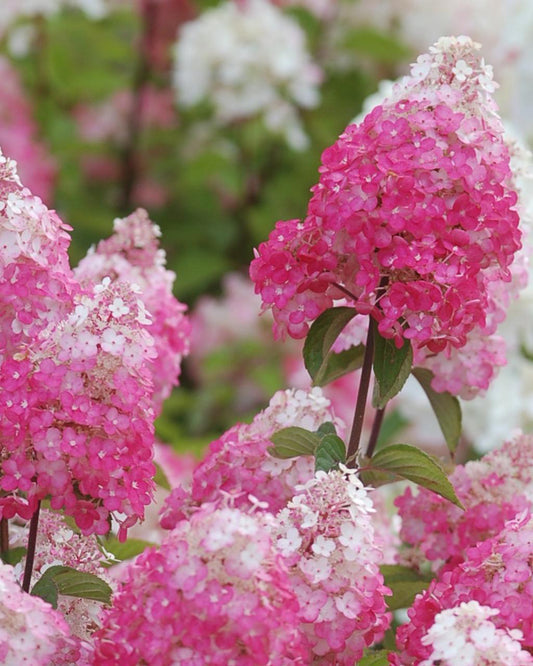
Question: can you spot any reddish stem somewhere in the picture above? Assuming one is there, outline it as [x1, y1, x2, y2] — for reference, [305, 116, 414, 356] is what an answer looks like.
[22, 501, 41, 593]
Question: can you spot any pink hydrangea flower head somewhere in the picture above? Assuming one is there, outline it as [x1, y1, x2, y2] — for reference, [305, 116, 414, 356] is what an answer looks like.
[0, 148, 76, 355]
[75, 208, 191, 413]
[395, 513, 533, 663]
[251, 36, 522, 361]
[416, 601, 533, 665]
[93, 503, 307, 665]
[160, 387, 341, 529]
[274, 466, 391, 663]
[1, 276, 157, 536]
[396, 433, 533, 571]
[0, 561, 74, 665]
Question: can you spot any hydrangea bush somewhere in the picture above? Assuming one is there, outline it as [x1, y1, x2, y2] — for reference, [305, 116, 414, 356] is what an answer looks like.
[3, 6, 533, 665]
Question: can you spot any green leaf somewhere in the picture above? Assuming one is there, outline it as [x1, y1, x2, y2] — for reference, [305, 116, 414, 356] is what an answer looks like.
[153, 462, 171, 490]
[315, 344, 366, 386]
[314, 434, 346, 473]
[411, 368, 462, 455]
[1, 547, 26, 566]
[268, 427, 321, 459]
[357, 649, 391, 666]
[31, 569, 60, 609]
[376, 409, 409, 449]
[360, 444, 463, 508]
[317, 421, 337, 436]
[381, 565, 433, 611]
[303, 307, 361, 385]
[372, 326, 413, 409]
[101, 537, 155, 565]
[31, 565, 112, 607]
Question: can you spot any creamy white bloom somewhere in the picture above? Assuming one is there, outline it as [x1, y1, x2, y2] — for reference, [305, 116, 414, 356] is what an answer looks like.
[420, 601, 533, 665]
[172, 0, 322, 150]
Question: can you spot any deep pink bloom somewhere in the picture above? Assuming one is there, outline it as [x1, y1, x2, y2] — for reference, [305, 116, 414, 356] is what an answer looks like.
[251, 37, 522, 361]
[0, 151, 157, 537]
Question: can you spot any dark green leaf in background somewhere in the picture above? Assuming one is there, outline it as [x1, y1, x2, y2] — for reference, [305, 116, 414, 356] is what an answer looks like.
[31, 565, 112, 608]
[412, 367, 462, 455]
[372, 327, 413, 409]
[380, 564, 433, 611]
[303, 306, 361, 385]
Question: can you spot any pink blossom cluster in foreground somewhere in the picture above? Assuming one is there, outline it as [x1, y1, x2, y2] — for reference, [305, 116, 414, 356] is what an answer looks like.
[393, 513, 533, 663]
[160, 387, 341, 527]
[0, 561, 74, 664]
[95, 466, 390, 664]
[396, 433, 533, 570]
[250, 36, 526, 396]
[0, 150, 189, 537]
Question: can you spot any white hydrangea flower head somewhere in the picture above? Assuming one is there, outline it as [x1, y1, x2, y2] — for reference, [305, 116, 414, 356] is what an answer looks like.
[172, 0, 322, 149]
[420, 601, 533, 665]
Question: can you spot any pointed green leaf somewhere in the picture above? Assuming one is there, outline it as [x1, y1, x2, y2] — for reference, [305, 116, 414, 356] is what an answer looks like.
[315, 344, 366, 386]
[381, 564, 433, 610]
[268, 427, 320, 459]
[101, 537, 155, 565]
[1, 547, 26, 566]
[31, 570, 60, 609]
[357, 649, 391, 666]
[372, 326, 413, 408]
[412, 367, 462, 454]
[303, 306, 361, 385]
[376, 409, 409, 449]
[314, 434, 346, 473]
[317, 421, 337, 436]
[153, 462, 171, 490]
[361, 443, 463, 508]
[31, 565, 112, 606]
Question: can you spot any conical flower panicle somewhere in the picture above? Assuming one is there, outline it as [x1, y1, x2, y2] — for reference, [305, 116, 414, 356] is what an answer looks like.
[251, 37, 523, 393]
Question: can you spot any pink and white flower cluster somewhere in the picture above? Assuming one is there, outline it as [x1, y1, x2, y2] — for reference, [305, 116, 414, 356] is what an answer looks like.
[100, 386, 391, 663]
[274, 467, 391, 662]
[0, 149, 190, 538]
[251, 36, 525, 396]
[393, 513, 533, 663]
[396, 433, 533, 570]
[93, 503, 308, 665]
[75, 208, 191, 413]
[0, 561, 73, 665]
[96, 467, 390, 664]
[417, 601, 533, 665]
[160, 387, 342, 527]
